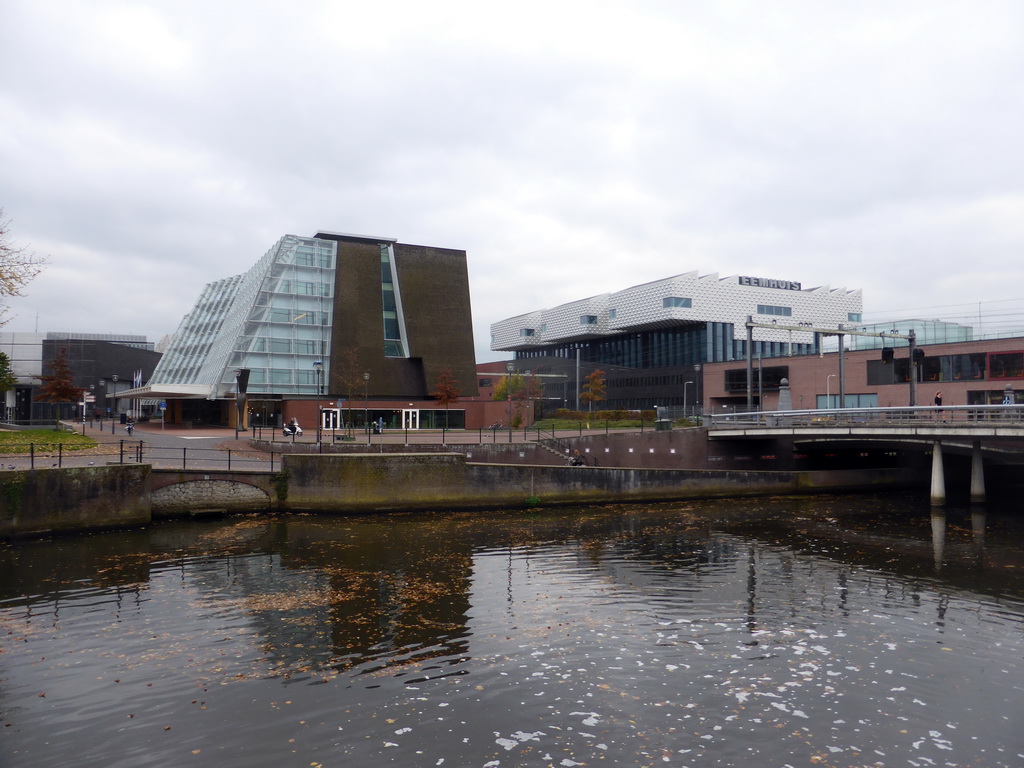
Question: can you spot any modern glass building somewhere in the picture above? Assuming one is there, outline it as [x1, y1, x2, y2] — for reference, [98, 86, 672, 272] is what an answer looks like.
[151, 235, 336, 400]
[131, 231, 476, 428]
[491, 271, 862, 411]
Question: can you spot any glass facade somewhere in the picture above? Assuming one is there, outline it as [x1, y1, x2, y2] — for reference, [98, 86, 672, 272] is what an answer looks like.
[151, 236, 336, 397]
[514, 322, 815, 369]
[380, 244, 408, 358]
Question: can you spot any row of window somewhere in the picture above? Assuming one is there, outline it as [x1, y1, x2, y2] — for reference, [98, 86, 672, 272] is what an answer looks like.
[757, 304, 792, 317]
[246, 338, 323, 355]
[253, 308, 331, 325]
[513, 323, 816, 368]
[816, 394, 878, 409]
[289, 249, 334, 269]
[269, 280, 332, 297]
[867, 351, 1024, 385]
[239, 368, 323, 386]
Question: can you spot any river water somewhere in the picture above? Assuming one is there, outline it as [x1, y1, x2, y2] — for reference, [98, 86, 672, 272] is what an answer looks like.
[2, 494, 1023, 768]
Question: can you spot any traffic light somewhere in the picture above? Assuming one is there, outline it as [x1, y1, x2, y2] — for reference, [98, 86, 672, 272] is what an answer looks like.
[881, 348, 894, 364]
[912, 348, 925, 362]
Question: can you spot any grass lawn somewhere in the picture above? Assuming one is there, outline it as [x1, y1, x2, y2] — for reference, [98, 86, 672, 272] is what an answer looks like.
[0, 429, 98, 453]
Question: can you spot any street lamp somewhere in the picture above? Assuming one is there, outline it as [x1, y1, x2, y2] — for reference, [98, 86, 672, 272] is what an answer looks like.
[110, 375, 118, 434]
[826, 374, 837, 408]
[234, 369, 242, 439]
[694, 364, 702, 423]
[506, 361, 514, 438]
[313, 360, 323, 446]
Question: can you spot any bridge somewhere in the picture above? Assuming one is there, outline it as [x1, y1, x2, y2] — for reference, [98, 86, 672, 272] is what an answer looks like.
[709, 404, 1024, 505]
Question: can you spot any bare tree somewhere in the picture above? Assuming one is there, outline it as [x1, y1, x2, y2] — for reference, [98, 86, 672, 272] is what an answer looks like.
[334, 346, 363, 431]
[0, 209, 47, 326]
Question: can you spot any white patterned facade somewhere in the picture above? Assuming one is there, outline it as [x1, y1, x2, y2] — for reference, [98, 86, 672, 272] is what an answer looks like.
[492, 271, 862, 356]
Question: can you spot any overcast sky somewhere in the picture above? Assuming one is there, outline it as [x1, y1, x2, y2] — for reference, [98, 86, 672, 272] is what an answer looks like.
[3, 0, 1024, 360]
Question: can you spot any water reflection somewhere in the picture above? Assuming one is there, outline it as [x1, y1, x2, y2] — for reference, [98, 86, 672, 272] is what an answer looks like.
[1, 494, 1023, 768]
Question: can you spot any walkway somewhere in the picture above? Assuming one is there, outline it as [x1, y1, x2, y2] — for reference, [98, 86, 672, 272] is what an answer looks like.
[0, 421, 625, 471]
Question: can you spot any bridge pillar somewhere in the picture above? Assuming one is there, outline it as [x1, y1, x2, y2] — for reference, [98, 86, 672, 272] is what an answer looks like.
[970, 441, 986, 504]
[930, 441, 946, 506]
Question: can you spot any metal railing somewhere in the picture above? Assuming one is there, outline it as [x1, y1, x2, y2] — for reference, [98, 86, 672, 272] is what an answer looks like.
[0, 441, 278, 471]
[710, 404, 1024, 429]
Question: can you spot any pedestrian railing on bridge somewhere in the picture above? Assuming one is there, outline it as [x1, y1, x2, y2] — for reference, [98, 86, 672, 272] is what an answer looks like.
[709, 404, 1024, 429]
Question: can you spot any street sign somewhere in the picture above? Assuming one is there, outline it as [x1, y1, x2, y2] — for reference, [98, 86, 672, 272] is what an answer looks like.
[159, 401, 167, 410]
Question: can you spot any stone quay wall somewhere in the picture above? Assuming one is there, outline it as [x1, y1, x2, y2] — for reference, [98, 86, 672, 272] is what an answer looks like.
[279, 453, 913, 513]
[2, 454, 917, 539]
[0, 465, 151, 539]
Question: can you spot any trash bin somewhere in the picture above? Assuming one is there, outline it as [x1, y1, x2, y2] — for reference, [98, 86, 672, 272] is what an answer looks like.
[655, 419, 672, 432]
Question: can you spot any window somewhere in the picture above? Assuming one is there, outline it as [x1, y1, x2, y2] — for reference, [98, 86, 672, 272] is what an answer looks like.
[724, 366, 790, 392]
[757, 304, 792, 317]
[950, 353, 985, 380]
[293, 252, 333, 268]
[380, 245, 408, 357]
[663, 297, 692, 308]
[990, 352, 1024, 379]
[581, 315, 598, 325]
[519, 328, 535, 337]
[816, 393, 879, 409]
[269, 368, 292, 385]
[609, 308, 617, 320]
[848, 313, 862, 322]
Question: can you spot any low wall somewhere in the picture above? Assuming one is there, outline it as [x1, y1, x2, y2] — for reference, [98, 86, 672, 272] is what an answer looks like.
[280, 453, 914, 513]
[0, 465, 152, 539]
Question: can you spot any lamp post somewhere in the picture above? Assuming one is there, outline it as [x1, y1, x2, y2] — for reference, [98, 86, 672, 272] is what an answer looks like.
[506, 361, 514, 439]
[694, 364, 702, 423]
[98, 379, 106, 429]
[313, 360, 323, 446]
[826, 374, 837, 408]
[363, 371, 370, 444]
[110, 375, 118, 433]
[234, 369, 242, 440]
[683, 381, 694, 417]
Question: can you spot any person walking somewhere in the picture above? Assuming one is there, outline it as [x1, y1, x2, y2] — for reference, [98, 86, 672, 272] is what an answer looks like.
[934, 391, 943, 421]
